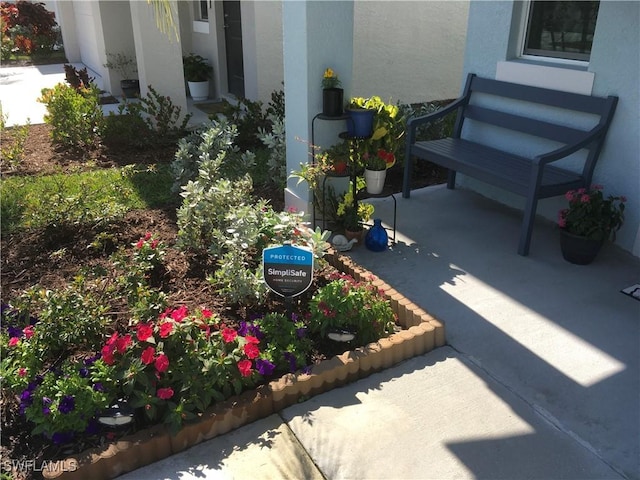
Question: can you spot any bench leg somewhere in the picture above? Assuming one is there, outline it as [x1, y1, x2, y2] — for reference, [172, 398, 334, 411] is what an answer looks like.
[518, 195, 538, 256]
[402, 153, 413, 198]
[447, 170, 457, 189]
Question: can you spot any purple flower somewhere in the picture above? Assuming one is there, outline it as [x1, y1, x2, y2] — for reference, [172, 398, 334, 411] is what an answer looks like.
[79, 367, 89, 378]
[83, 354, 100, 366]
[92, 382, 104, 392]
[296, 327, 307, 339]
[255, 359, 275, 376]
[42, 396, 52, 415]
[237, 321, 249, 337]
[7, 326, 22, 338]
[51, 431, 74, 444]
[85, 418, 100, 435]
[58, 395, 75, 414]
[283, 352, 297, 372]
[290, 312, 299, 322]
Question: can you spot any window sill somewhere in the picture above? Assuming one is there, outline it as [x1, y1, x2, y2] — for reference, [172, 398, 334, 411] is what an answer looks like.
[496, 60, 594, 95]
[193, 20, 209, 34]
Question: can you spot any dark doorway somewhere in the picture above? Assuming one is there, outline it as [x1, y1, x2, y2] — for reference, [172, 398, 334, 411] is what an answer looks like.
[223, 0, 244, 98]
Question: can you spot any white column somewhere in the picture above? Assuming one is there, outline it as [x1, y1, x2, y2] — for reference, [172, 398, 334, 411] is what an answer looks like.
[282, 1, 354, 215]
[129, 0, 187, 117]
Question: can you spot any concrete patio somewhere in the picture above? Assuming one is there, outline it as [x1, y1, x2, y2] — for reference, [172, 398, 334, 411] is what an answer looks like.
[3, 63, 638, 479]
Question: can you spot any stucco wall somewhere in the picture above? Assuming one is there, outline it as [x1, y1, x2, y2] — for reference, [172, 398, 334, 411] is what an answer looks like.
[254, 1, 284, 103]
[462, 1, 639, 256]
[353, 1, 469, 104]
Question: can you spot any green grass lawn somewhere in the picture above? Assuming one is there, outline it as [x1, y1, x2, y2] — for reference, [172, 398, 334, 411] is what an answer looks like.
[1, 164, 175, 235]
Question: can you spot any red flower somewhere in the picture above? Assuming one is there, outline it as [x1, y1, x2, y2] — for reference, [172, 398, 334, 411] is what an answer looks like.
[155, 354, 169, 373]
[141, 346, 155, 365]
[159, 322, 174, 338]
[106, 332, 119, 346]
[201, 308, 213, 319]
[135, 239, 144, 249]
[22, 325, 34, 339]
[245, 335, 260, 344]
[222, 327, 237, 343]
[171, 305, 188, 322]
[101, 345, 115, 365]
[150, 239, 159, 249]
[144, 232, 152, 241]
[18, 367, 27, 377]
[137, 323, 153, 342]
[243, 343, 260, 359]
[116, 334, 132, 354]
[157, 387, 174, 400]
[237, 359, 252, 377]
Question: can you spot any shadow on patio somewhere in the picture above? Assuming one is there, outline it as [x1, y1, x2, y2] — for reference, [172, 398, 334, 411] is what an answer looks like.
[349, 183, 639, 479]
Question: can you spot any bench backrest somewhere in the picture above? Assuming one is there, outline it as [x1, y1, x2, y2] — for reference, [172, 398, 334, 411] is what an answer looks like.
[453, 73, 618, 180]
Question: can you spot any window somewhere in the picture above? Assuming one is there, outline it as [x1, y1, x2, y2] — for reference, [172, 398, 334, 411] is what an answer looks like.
[523, 1, 599, 62]
[196, 0, 208, 21]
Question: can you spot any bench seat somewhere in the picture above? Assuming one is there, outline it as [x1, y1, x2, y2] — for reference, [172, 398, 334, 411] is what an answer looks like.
[403, 73, 618, 256]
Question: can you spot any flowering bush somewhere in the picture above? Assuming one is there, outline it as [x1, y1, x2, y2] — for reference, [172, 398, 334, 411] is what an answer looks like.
[321, 67, 341, 89]
[558, 185, 626, 240]
[365, 149, 396, 171]
[308, 272, 396, 345]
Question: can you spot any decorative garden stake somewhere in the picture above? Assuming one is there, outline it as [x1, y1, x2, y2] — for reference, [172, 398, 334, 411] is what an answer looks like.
[263, 243, 314, 313]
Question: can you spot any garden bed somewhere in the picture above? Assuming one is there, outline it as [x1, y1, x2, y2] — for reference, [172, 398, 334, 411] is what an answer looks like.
[39, 251, 444, 480]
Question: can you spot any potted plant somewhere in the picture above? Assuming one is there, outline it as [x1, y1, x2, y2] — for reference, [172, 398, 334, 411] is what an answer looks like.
[558, 185, 626, 264]
[103, 52, 139, 99]
[183, 53, 213, 101]
[336, 180, 374, 242]
[321, 67, 343, 117]
[363, 148, 396, 194]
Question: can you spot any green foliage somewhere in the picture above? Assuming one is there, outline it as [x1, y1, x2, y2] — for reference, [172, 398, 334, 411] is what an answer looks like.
[103, 52, 137, 79]
[0, 119, 30, 170]
[38, 83, 104, 149]
[308, 273, 396, 346]
[104, 85, 191, 148]
[182, 53, 212, 82]
[1, 1, 58, 57]
[559, 186, 626, 241]
[257, 113, 286, 188]
[1, 165, 174, 235]
[253, 313, 313, 374]
[21, 358, 116, 440]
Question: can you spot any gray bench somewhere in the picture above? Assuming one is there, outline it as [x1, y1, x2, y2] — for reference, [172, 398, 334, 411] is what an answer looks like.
[402, 73, 618, 256]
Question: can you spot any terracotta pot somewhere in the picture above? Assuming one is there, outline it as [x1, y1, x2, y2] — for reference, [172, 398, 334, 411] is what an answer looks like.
[560, 229, 605, 265]
[344, 228, 364, 245]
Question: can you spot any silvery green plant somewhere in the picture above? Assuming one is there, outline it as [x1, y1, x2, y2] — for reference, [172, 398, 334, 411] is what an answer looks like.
[171, 118, 255, 193]
[257, 114, 287, 187]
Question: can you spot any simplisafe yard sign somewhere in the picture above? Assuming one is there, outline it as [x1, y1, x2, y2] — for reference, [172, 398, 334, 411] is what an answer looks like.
[263, 244, 313, 297]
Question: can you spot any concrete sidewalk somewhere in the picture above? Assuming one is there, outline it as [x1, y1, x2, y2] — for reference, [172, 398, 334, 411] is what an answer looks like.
[123, 185, 639, 480]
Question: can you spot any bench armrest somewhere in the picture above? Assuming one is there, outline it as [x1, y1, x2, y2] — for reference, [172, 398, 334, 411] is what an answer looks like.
[405, 95, 468, 144]
[535, 123, 608, 165]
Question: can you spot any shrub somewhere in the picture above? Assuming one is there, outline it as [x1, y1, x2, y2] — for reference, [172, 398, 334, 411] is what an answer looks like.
[308, 272, 396, 345]
[0, 1, 58, 57]
[1, 119, 30, 170]
[104, 86, 191, 149]
[38, 83, 104, 149]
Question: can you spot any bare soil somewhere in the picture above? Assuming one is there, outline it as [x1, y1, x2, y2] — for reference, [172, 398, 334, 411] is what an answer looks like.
[0, 123, 446, 479]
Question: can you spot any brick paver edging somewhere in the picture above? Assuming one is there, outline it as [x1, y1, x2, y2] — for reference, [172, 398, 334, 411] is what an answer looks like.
[42, 251, 445, 479]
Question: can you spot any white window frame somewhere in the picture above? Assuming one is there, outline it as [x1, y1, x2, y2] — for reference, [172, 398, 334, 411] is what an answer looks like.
[516, 0, 598, 68]
[193, 0, 210, 34]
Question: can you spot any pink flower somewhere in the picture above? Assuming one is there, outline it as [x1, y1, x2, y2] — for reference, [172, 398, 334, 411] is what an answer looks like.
[18, 367, 27, 377]
[222, 328, 237, 343]
[237, 359, 252, 377]
[144, 232, 152, 241]
[150, 239, 159, 249]
[137, 323, 153, 342]
[243, 343, 260, 359]
[564, 190, 574, 201]
[136, 239, 144, 249]
[157, 387, 174, 400]
[159, 322, 174, 338]
[141, 346, 155, 365]
[155, 354, 169, 373]
[171, 305, 188, 322]
[22, 325, 34, 339]
[8, 337, 20, 347]
[116, 334, 132, 354]
[581, 194, 590, 203]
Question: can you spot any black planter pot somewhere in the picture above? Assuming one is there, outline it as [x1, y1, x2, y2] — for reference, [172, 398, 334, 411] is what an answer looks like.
[121, 79, 140, 99]
[322, 88, 344, 117]
[560, 229, 605, 265]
